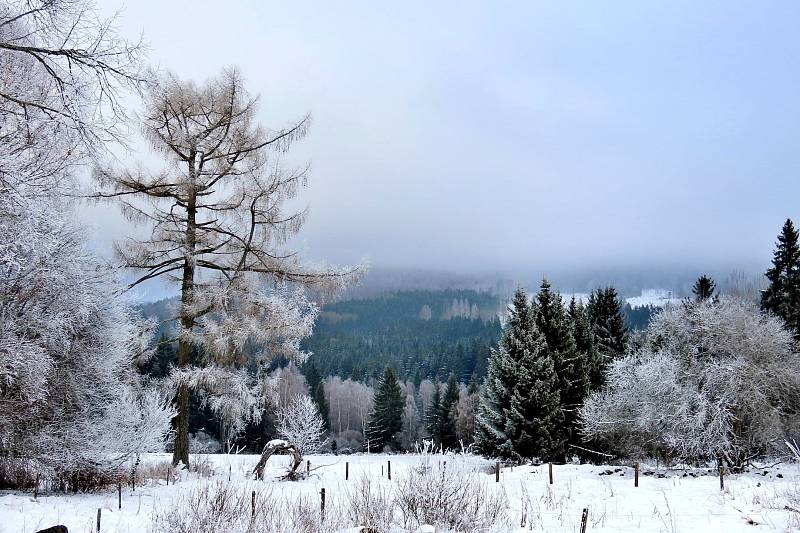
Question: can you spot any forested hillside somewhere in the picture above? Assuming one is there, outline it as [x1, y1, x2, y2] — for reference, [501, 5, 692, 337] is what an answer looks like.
[302, 290, 503, 383]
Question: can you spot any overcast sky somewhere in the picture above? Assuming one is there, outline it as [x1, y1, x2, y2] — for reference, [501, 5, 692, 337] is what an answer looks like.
[89, 0, 800, 279]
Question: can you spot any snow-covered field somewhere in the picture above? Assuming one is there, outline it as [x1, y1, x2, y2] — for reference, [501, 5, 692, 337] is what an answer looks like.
[2, 453, 799, 532]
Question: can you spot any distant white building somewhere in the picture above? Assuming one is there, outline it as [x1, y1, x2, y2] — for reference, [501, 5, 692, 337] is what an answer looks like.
[625, 289, 682, 308]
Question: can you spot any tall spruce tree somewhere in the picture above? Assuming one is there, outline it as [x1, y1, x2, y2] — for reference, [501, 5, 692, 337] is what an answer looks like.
[586, 287, 628, 389]
[439, 374, 461, 450]
[366, 366, 404, 451]
[426, 382, 442, 443]
[761, 219, 800, 337]
[505, 325, 563, 461]
[692, 275, 717, 302]
[475, 287, 537, 458]
[534, 281, 590, 457]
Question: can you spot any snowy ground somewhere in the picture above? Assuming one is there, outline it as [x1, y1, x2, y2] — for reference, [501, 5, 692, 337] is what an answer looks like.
[1, 453, 799, 532]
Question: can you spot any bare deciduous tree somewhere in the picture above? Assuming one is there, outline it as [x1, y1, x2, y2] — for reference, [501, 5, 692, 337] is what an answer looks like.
[94, 68, 362, 465]
[0, 0, 144, 149]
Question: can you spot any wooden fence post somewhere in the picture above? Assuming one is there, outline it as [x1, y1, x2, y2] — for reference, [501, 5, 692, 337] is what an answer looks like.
[388, 460, 391, 480]
[96, 508, 101, 533]
[634, 462, 639, 488]
[118, 481, 122, 509]
[580, 508, 588, 533]
[549, 463, 553, 485]
[495, 461, 500, 483]
[719, 466, 724, 491]
[320, 487, 326, 518]
[229, 464, 231, 482]
[251, 490, 256, 518]
[346, 461, 349, 480]
[307, 460, 310, 475]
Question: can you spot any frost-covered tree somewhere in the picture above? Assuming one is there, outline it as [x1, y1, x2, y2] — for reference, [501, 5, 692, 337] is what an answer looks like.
[475, 288, 535, 458]
[94, 69, 362, 465]
[0, 0, 143, 149]
[0, 176, 173, 481]
[275, 394, 328, 454]
[0, 0, 172, 486]
[399, 391, 420, 450]
[581, 298, 800, 466]
[455, 377, 480, 445]
[761, 219, 800, 337]
[366, 367, 404, 452]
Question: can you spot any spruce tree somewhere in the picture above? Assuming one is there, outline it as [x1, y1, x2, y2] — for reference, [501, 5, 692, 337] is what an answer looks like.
[305, 363, 322, 395]
[761, 219, 800, 336]
[534, 281, 589, 458]
[425, 382, 442, 443]
[439, 374, 460, 450]
[366, 366, 404, 452]
[586, 287, 628, 389]
[692, 275, 716, 302]
[475, 287, 536, 458]
[505, 326, 563, 461]
[314, 382, 330, 431]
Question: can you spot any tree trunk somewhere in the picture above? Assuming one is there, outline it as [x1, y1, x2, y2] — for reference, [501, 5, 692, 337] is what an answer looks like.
[172, 174, 197, 467]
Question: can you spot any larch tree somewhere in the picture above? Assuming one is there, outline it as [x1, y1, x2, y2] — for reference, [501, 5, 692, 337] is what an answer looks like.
[94, 69, 362, 465]
[761, 219, 800, 337]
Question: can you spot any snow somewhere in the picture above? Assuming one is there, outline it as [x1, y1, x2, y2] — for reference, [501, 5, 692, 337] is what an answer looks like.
[1, 453, 798, 532]
[625, 289, 683, 308]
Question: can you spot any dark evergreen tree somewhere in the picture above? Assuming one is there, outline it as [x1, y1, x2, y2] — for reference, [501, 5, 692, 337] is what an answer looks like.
[439, 374, 460, 450]
[475, 287, 537, 458]
[304, 363, 322, 394]
[505, 324, 563, 461]
[761, 219, 800, 337]
[365, 366, 404, 452]
[586, 287, 628, 389]
[314, 382, 330, 431]
[467, 373, 479, 395]
[692, 275, 716, 302]
[534, 281, 590, 458]
[426, 382, 442, 443]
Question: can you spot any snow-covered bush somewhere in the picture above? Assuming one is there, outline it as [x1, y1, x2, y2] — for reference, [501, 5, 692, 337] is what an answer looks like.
[275, 394, 329, 454]
[581, 298, 800, 466]
[189, 431, 223, 454]
[345, 476, 396, 532]
[395, 459, 509, 532]
[150, 481, 345, 533]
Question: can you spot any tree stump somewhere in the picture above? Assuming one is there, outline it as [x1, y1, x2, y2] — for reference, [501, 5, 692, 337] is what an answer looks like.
[252, 439, 304, 481]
